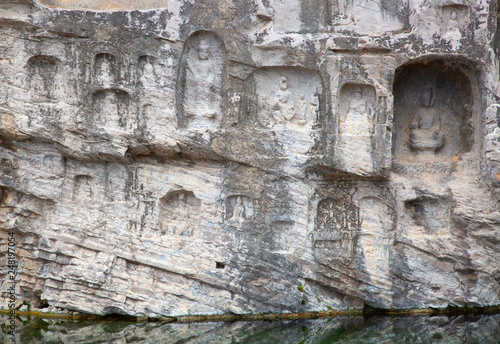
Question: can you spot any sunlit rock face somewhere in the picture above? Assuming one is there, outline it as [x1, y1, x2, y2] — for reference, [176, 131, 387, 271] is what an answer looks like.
[0, 0, 499, 317]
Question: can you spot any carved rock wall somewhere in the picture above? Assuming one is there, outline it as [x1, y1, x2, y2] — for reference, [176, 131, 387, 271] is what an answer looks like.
[0, 0, 499, 317]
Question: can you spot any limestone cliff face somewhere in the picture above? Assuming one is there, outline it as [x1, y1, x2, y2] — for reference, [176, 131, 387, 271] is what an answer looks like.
[0, 0, 499, 317]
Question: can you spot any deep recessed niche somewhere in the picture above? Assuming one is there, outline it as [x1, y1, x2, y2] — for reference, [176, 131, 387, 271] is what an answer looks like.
[392, 60, 474, 167]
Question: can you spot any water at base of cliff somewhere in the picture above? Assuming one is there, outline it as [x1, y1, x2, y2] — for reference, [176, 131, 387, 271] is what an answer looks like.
[1, 314, 499, 343]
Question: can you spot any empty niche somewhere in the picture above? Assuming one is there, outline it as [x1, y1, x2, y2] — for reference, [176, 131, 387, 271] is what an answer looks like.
[225, 195, 255, 225]
[94, 53, 117, 85]
[441, 5, 468, 43]
[244, 67, 322, 129]
[314, 198, 359, 253]
[73, 175, 93, 202]
[105, 164, 130, 202]
[159, 190, 201, 237]
[41, 155, 65, 177]
[92, 89, 131, 132]
[27, 56, 63, 99]
[392, 61, 474, 167]
[137, 55, 157, 88]
[405, 197, 451, 233]
[176, 31, 226, 129]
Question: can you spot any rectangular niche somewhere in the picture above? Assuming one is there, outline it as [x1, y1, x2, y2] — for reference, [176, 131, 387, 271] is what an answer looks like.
[92, 89, 132, 133]
[243, 67, 323, 130]
[159, 190, 201, 237]
[27, 55, 63, 100]
[336, 83, 377, 174]
[313, 197, 359, 262]
[441, 5, 468, 39]
[392, 60, 474, 174]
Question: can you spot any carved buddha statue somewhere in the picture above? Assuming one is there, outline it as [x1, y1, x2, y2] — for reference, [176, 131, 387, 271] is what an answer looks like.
[409, 87, 445, 154]
[185, 38, 219, 121]
[140, 59, 156, 88]
[98, 57, 113, 84]
[272, 76, 294, 125]
[342, 87, 373, 135]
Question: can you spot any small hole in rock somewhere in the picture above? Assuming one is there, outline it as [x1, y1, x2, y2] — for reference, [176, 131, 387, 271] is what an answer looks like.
[216, 262, 225, 269]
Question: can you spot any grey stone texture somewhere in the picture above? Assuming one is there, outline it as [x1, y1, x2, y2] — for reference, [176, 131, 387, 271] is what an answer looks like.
[0, 0, 499, 317]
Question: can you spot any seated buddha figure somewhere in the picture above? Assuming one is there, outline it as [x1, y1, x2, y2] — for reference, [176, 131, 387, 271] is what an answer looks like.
[409, 87, 445, 154]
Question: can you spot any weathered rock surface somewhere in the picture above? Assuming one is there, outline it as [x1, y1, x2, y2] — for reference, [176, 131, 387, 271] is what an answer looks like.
[0, 0, 499, 317]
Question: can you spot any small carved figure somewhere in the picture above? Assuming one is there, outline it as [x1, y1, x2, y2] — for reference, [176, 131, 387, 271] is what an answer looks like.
[99, 91, 120, 128]
[73, 176, 92, 202]
[31, 67, 45, 94]
[232, 196, 246, 224]
[272, 76, 295, 125]
[185, 38, 220, 121]
[409, 87, 445, 154]
[140, 58, 156, 88]
[443, 9, 461, 41]
[98, 57, 113, 84]
[342, 87, 374, 134]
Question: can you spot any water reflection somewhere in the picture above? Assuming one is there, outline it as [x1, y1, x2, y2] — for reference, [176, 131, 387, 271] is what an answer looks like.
[1, 314, 499, 343]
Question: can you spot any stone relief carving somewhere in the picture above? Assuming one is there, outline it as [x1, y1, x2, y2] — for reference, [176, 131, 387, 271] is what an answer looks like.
[314, 198, 359, 252]
[358, 196, 395, 291]
[105, 164, 130, 202]
[392, 61, 473, 167]
[0, 158, 17, 182]
[246, 67, 321, 129]
[409, 87, 445, 155]
[339, 84, 375, 135]
[442, 5, 468, 44]
[177, 31, 226, 129]
[137, 55, 157, 89]
[27, 56, 63, 99]
[159, 191, 201, 237]
[94, 53, 117, 85]
[225, 195, 255, 225]
[337, 83, 376, 172]
[73, 175, 93, 202]
[92, 89, 131, 133]
[485, 127, 500, 185]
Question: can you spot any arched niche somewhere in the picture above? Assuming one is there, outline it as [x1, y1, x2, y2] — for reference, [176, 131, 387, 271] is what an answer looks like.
[137, 55, 157, 88]
[26, 55, 63, 98]
[242, 67, 323, 129]
[176, 31, 227, 130]
[105, 164, 131, 202]
[313, 197, 359, 253]
[93, 53, 117, 85]
[73, 175, 93, 202]
[392, 60, 474, 167]
[159, 190, 201, 237]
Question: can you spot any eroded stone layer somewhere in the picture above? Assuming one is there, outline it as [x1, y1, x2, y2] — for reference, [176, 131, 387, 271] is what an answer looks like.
[0, 0, 499, 317]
